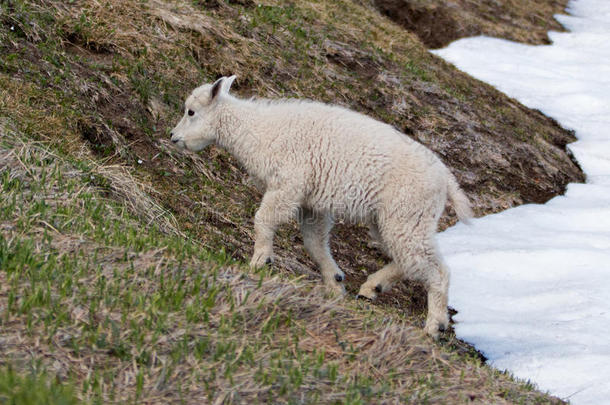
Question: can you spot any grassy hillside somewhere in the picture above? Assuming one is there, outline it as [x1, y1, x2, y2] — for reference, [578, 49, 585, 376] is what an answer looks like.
[0, 118, 561, 404]
[0, 0, 577, 403]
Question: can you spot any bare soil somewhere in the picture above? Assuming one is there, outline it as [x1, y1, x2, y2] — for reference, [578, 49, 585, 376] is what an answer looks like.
[373, 0, 569, 48]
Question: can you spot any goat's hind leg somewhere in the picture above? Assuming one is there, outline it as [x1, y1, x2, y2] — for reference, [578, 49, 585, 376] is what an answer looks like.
[397, 236, 450, 337]
[358, 205, 450, 337]
[357, 261, 402, 300]
[300, 209, 345, 294]
[422, 253, 450, 338]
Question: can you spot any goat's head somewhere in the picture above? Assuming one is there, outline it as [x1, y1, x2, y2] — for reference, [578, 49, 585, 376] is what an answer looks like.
[170, 75, 236, 151]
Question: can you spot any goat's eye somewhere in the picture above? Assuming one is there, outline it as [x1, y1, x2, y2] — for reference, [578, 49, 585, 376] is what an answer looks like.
[187, 109, 195, 116]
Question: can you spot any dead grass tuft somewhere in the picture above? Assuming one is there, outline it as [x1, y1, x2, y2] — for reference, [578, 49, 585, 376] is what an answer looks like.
[92, 164, 182, 236]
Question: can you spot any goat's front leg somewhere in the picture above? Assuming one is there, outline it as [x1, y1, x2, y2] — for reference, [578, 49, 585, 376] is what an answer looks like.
[250, 189, 300, 268]
[300, 209, 345, 294]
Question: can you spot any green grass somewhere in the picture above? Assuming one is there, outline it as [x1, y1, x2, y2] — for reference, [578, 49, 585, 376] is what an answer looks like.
[0, 365, 80, 405]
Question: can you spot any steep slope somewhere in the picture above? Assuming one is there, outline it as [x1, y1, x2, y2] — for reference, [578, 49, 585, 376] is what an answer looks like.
[0, 0, 580, 402]
[1, 0, 583, 299]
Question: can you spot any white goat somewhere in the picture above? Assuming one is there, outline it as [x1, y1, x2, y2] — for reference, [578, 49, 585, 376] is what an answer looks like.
[170, 76, 473, 337]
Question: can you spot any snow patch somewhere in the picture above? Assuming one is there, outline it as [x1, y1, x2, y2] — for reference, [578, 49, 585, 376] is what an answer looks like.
[432, 0, 610, 403]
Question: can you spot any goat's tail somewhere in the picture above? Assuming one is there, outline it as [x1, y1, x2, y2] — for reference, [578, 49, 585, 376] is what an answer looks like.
[447, 173, 474, 224]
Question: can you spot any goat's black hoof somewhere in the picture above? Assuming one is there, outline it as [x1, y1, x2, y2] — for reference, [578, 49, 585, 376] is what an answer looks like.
[334, 273, 344, 282]
[374, 284, 382, 294]
[438, 324, 446, 332]
[265, 257, 273, 265]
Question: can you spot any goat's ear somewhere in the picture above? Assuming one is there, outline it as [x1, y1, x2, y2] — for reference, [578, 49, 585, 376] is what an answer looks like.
[222, 75, 236, 94]
[210, 77, 224, 101]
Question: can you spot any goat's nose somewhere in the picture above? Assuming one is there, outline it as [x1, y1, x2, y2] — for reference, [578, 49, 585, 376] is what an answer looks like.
[171, 138, 179, 143]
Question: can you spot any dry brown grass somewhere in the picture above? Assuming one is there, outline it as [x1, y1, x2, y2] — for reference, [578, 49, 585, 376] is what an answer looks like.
[92, 164, 183, 236]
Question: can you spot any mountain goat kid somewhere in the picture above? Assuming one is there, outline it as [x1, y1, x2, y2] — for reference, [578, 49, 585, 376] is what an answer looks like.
[170, 76, 473, 337]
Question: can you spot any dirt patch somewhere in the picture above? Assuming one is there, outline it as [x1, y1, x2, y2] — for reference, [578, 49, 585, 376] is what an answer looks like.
[195, 0, 254, 8]
[373, 0, 569, 48]
[78, 119, 115, 157]
[374, 0, 471, 49]
[64, 30, 115, 54]
[324, 39, 382, 79]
